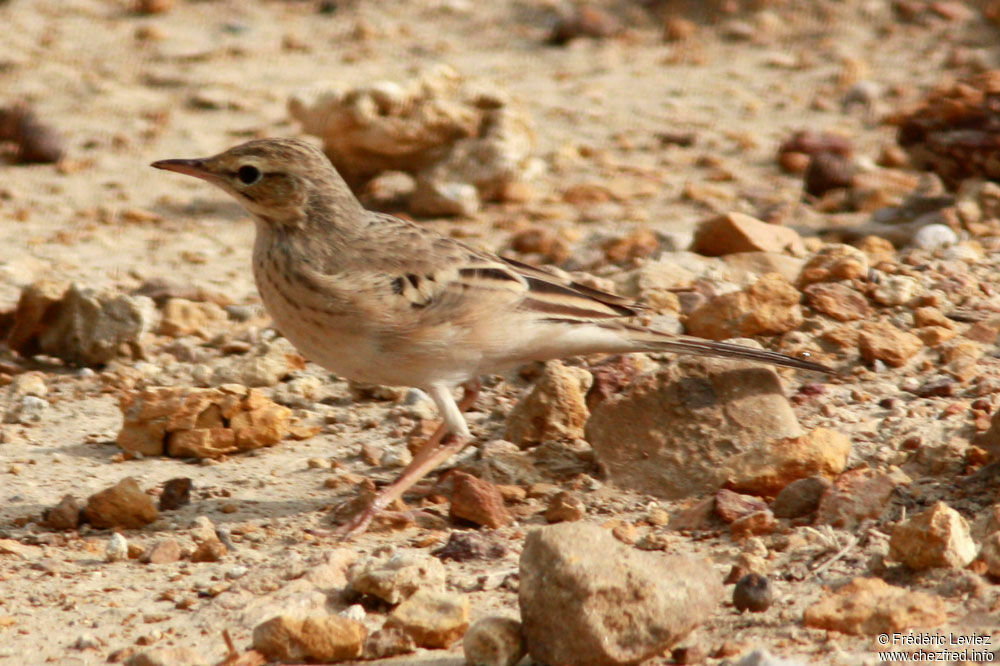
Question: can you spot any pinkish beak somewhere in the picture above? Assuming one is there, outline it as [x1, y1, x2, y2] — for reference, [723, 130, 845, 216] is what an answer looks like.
[150, 158, 211, 180]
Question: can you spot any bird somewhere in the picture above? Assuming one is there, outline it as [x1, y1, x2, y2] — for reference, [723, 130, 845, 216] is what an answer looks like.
[152, 137, 832, 537]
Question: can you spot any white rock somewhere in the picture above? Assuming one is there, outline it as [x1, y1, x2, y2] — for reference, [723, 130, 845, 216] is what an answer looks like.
[106, 533, 128, 562]
[912, 223, 958, 250]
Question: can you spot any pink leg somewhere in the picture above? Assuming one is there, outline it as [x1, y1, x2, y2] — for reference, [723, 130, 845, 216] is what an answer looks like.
[333, 381, 481, 539]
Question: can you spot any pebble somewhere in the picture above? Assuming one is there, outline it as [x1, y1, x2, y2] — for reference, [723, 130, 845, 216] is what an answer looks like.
[84, 477, 159, 529]
[385, 589, 470, 649]
[544, 490, 585, 523]
[348, 552, 446, 604]
[106, 533, 129, 562]
[432, 530, 508, 562]
[519, 522, 722, 665]
[158, 477, 192, 511]
[911, 223, 958, 249]
[45, 494, 81, 530]
[447, 471, 513, 529]
[889, 501, 976, 570]
[463, 616, 525, 666]
[252, 615, 365, 662]
[505, 360, 592, 446]
[733, 574, 773, 613]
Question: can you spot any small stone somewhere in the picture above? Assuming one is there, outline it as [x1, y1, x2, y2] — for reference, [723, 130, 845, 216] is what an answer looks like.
[106, 533, 129, 562]
[733, 574, 773, 613]
[815, 467, 910, 529]
[693, 212, 806, 257]
[158, 477, 192, 511]
[547, 5, 622, 45]
[252, 615, 366, 662]
[84, 477, 159, 529]
[72, 634, 100, 650]
[723, 428, 851, 497]
[544, 490, 585, 523]
[520, 522, 722, 665]
[349, 553, 446, 604]
[191, 537, 227, 562]
[715, 489, 768, 523]
[433, 531, 508, 562]
[157, 298, 226, 338]
[912, 223, 958, 249]
[803, 282, 868, 321]
[505, 360, 592, 446]
[797, 244, 869, 286]
[889, 501, 976, 570]
[385, 589, 470, 649]
[803, 577, 947, 635]
[447, 471, 513, 529]
[730, 510, 777, 539]
[686, 273, 803, 340]
[45, 494, 80, 530]
[804, 153, 854, 196]
[858, 322, 922, 367]
[142, 539, 181, 564]
[771, 477, 831, 519]
[463, 616, 525, 666]
[362, 626, 415, 660]
[871, 274, 922, 306]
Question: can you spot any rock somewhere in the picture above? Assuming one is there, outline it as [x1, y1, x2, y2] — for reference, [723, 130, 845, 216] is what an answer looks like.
[6, 282, 155, 365]
[733, 574, 773, 613]
[771, 477, 831, 519]
[803, 577, 947, 635]
[545, 490, 585, 523]
[723, 428, 851, 497]
[210, 340, 303, 387]
[116, 386, 291, 458]
[977, 533, 1000, 576]
[586, 357, 802, 499]
[547, 5, 622, 45]
[385, 589, 470, 649]
[158, 477, 192, 511]
[84, 477, 159, 529]
[858, 322, 923, 367]
[157, 298, 227, 338]
[44, 494, 80, 530]
[692, 212, 806, 257]
[797, 245, 869, 287]
[730, 510, 778, 538]
[0, 103, 65, 164]
[871, 274, 922, 306]
[289, 66, 537, 215]
[432, 531, 508, 562]
[252, 615, 366, 662]
[720, 252, 806, 284]
[815, 467, 910, 529]
[912, 223, 958, 249]
[142, 539, 181, 564]
[585, 355, 644, 410]
[803, 282, 868, 321]
[685, 274, 803, 340]
[125, 647, 208, 666]
[362, 626, 415, 659]
[519, 522, 722, 666]
[505, 360, 592, 446]
[889, 501, 976, 570]
[191, 536, 227, 562]
[463, 616, 525, 666]
[447, 471, 512, 529]
[106, 533, 129, 562]
[348, 552, 446, 604]
[804, 152, 854, 197]
[715, 489, 768, 523]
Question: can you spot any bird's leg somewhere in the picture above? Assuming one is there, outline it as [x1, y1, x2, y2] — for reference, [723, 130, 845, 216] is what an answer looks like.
[333, 380, 481, 539]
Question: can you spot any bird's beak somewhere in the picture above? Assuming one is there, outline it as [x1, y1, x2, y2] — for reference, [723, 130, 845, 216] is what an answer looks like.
[150, 158, 211, 180]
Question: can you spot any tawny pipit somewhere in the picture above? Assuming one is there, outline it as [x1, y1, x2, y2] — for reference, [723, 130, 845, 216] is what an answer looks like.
[152, 138, 831, 537]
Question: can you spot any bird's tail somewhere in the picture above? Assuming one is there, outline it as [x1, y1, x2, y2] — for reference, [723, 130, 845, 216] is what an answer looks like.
[616, 323, 834, 374]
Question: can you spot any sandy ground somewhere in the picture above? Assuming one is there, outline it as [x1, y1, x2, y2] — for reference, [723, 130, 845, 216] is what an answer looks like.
[2, 0, 1000, 664]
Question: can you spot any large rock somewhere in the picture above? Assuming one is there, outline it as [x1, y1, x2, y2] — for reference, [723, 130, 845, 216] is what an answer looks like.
[6, 281, 155, 365]
[685, 273, 803, 340]
[116, 385, 292, 458]
[723, 427, 851, 497]
[289, 65, 537, 216]
[384, 589, 470, 649]
[889, 501, 977, 570]
[505, 360, 592, 446]
[252, 615, 365, 662]
[519, 522, 722, 666]
[692, 212, 806, 256]
[803, 577, 947, 636]
[586, 356, 802, 499]
[84, 477, 159, 529]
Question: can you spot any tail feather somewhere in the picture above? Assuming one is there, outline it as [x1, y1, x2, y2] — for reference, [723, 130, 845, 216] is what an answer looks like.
[616, 324, 834, 374]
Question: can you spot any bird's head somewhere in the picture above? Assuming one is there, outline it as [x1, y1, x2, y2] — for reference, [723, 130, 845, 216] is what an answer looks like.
[151, 138, 349, 225]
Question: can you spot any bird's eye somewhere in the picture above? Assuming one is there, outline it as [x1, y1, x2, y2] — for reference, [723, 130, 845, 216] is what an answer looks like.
[237, 165, 261, 185]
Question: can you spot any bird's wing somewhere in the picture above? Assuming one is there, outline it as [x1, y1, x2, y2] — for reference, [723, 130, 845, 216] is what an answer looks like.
[317, 213, 643, 327]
